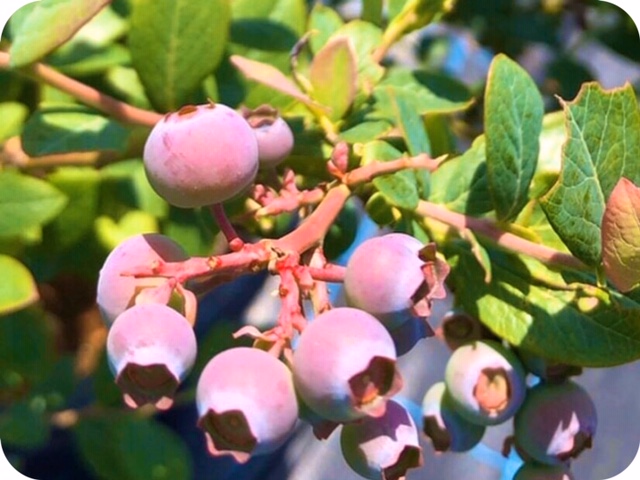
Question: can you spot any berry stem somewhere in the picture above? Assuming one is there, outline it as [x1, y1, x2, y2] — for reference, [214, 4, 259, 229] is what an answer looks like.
[341, 153, 445, 185]
[415, 200, 587, 271]
[210, 203, 244, 251]
[0, 51, 162, 127]
[306, 264, 346, 283]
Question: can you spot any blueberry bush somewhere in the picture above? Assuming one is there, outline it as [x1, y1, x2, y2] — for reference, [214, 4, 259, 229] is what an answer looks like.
[0, 1, 639, 479]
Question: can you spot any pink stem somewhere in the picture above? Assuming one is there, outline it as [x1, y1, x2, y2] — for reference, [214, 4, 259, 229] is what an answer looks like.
[0, 51, 162, 127]
[210, 203, 244, 251]
[415, 200, 587, 271]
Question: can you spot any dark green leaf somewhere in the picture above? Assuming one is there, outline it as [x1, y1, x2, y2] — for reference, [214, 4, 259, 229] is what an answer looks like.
[541, 83, 640, 266]
[9, 0, 111, 67]
[22, 105, 129, 156]
[0, 308, 55, 393]
[485, 54, 544, 221]
[0, 171, 67, 238]
[129, 0, 230, 111]
[0, 255, 39, 315]
[0, 400, 50, 449]
[44, 168, 101, 250]
[74, 415, 192, 480]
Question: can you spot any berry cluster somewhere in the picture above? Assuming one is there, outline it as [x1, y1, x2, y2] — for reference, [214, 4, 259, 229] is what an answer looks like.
[423, 310, 597, 478]
[97, 102, 596, 479]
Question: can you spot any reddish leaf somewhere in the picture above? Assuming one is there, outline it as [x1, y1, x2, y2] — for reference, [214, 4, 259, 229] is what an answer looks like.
[602, 177, 640, 292]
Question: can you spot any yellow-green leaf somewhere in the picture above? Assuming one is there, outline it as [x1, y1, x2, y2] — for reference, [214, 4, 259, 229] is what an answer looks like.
[0, 255, 39, 315]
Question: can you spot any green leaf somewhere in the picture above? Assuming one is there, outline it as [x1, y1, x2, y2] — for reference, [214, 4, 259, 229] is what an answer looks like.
[99, 159, 169, 220]
[9, 0, 111, 67]
[485, 54, 544, 222]
[331, 21, 385, 93]
[0, 171, 67, 238]
[308, 3, 344, 54]
[362, 0, 383, 25]
[387, 0, 451, 37]
[310, 36, 357, 121]
[0, 308, 55, 393]
[0, 400, 50, 449]
[74, 415, 192, 480]
[129, 0, 230, 112]
[0, 102, 28, 142]
[22, 105, 130, 156]
[361, 141, 419, 210]
[448, 244, 640, 367]
[0, 256, 39, 315]
[601, 178, 640, 292]
[338, 120, 393, 143]
[541, 83, 640, 266]
[391, 88, 431, 155]
[531, 110, 565, 198]
[163, 207, 217, 256]
[428, 135, 492, 215]
[373, 68, 474, 118]
[44, 168, 102, 250]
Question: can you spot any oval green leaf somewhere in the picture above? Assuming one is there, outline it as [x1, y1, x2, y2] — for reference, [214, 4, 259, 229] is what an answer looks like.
[0, 255, 39, 315]
[74, 415, 192, 480]
[129, 0, 230, 112]
[9, 0, 111, 67]
[485, 54, 544, 222]
[310, 36, 357, 121]
[0, 171, 67, 238]
[22, 106, 130, 156]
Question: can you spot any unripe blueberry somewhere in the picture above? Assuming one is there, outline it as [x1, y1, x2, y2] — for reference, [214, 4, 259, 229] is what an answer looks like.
[340, 399, 423, 480]
[97, 233, 189, 326]
[444, 340, 526, 426]
[514, 463, 575, 480]
[196, 347, 298, 463]
[293, 307, 402, 423]
[421, 382, 485, 453]
[106, 303, 197, 410]
[143, 103, 259, 208]
[514, 380, 597, 466]
[242, 105, 294, 168]
[344, 233, 425, 329]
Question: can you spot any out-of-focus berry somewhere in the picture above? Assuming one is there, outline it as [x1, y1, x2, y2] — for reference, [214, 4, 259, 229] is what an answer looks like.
[340, 399, 423, 480]
[514, 462, 575, 480]
[241, 104, 294, 168]
[344, 234, 425, 329]
[143, 103, 259, 208]
[421, 382, 485, 453]
[293, 307, 402, 423]
[516, 349, 582, 382]
[388, 315, 433, 356]
[514, 380, 597, 466]
[196, 347, 298, 463]
[444, 340, 527, 426]
[439, 309, 499, 351]
[106, 303, 197, 410]
[97, 233, 188, 327]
